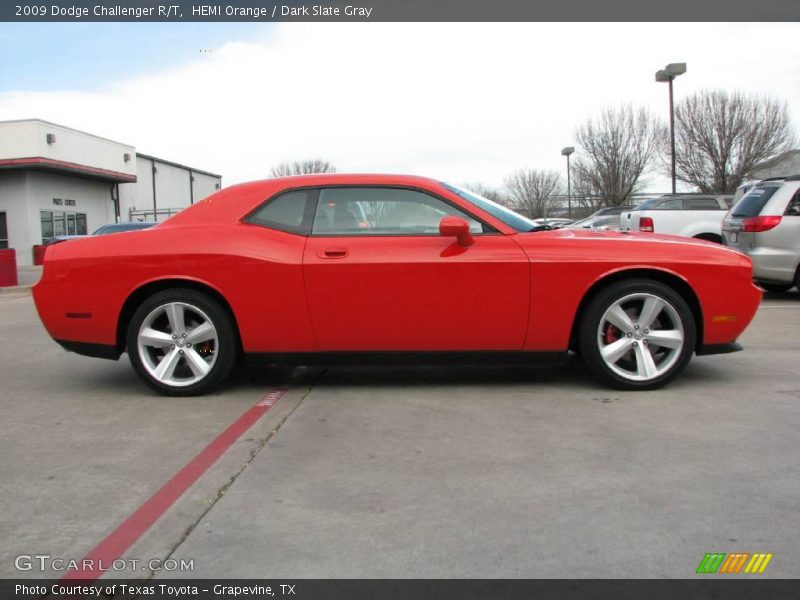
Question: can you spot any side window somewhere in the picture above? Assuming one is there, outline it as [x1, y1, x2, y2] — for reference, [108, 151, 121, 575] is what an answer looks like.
[311, 187, 484, 236]
[785, 188, 800, 217]
[654, 198, 684, 210]
[245, 190, 315, 234]
[686, 197, 721, 210]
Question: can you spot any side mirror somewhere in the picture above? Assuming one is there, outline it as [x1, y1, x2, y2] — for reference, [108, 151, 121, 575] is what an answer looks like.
[439, 216, 474, 247]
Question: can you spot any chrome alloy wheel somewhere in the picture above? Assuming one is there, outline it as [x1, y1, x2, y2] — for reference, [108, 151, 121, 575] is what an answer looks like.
[596, 293, 685, 382]
[136, 302, 219, 387]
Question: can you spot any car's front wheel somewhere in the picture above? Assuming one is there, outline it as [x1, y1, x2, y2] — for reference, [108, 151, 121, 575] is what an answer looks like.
[127, 289, 237, 396]
[579, 279, 696, 390]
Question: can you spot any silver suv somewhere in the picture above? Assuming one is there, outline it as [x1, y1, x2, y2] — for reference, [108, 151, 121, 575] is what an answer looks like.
[722, 175, 800, 293]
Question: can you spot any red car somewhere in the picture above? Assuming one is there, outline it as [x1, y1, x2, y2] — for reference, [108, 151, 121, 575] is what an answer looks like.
[33, 174, 761, 395]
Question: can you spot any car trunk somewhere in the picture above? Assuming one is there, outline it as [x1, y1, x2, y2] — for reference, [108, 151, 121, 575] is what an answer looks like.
[721, 215, 754, 249]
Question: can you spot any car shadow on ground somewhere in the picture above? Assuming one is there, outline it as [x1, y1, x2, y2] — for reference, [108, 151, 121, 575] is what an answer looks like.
[64, 350, 732, 397]
[231, 351, 732, 394]
[231, 354, 683, 391]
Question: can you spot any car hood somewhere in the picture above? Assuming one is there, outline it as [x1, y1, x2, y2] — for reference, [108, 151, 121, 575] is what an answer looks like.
[529, 227, 710, 245]
[514, 227, 751, 266]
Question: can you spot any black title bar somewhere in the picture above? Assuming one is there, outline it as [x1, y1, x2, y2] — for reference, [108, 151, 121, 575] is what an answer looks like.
[4, 0, 800, 22]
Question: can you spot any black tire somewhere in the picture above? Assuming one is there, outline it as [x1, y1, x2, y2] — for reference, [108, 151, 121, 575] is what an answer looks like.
[693, 233, 722, 244]
[127, 288, 237, 396]
[758, 281, 793, 294]
[578, 279, 696, 390]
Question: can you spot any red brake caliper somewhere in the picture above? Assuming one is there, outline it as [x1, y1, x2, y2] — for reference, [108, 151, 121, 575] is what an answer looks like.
[603, 324, 619, 345]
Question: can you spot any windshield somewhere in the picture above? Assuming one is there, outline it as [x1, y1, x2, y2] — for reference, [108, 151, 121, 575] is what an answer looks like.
[442, 183, 537, 232]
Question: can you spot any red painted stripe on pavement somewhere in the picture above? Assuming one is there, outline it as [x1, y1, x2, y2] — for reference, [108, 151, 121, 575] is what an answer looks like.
[61, 387, 290, 581]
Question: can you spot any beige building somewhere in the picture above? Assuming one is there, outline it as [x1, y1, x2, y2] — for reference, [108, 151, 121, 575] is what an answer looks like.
[0, 119, 221, 266]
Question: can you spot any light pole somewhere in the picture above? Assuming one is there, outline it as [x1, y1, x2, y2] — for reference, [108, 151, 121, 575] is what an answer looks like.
[655, 62, 686, 194]
[561, 146, 574, 218]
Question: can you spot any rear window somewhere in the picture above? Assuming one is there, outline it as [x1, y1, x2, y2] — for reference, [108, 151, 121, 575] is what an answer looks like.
[652, 198, 683, 210]
[732, 185, 780, 217]
[633, 198, 659, 210]
[245, 189, 316, 234]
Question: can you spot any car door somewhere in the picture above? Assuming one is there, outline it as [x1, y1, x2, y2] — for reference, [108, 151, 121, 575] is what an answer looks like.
[302, 186, 530, 351]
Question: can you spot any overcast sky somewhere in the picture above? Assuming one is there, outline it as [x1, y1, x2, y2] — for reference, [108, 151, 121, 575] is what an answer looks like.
[1, 22, 798, 192]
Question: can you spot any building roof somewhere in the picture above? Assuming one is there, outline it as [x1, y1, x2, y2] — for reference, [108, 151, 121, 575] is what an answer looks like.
[0, 118, 136, 148]
[0, 118, 137, 183]
[0, 119, 222, 183]
[750, 149, 800, 179]
[0, 156, 137, 183]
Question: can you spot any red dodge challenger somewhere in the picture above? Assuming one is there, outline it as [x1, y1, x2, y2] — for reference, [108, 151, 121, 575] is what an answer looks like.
[33, 174, 761, 395]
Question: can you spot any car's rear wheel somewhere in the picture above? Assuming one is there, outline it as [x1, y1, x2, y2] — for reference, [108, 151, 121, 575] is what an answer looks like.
[127, 289, 237, 396]
[579, 279, 696, 390]
[758, 281, 793, 293]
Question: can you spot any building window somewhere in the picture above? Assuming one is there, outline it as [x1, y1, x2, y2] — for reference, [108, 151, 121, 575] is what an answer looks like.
[40, 211, 53, 241]
[40, 210, 87, 242]
[0, 212, 8, 249]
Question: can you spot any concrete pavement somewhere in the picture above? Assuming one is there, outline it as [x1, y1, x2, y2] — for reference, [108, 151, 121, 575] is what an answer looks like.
[1, 292, 798, 579]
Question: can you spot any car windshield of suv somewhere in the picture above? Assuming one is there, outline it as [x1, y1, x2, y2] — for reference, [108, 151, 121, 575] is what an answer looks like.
[732, 185, 780, 217]
[443, 183, 537, 232]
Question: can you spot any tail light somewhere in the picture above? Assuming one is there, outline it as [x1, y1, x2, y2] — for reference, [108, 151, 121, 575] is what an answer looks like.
[639, 216, 654, 232]
[741, 215, 782, 232]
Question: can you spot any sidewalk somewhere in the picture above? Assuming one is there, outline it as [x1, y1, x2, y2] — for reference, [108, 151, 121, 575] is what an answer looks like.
[0, 265, 42, 295]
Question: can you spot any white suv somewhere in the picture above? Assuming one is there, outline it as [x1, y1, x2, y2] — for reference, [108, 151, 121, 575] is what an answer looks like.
[721, 175, 800, 293]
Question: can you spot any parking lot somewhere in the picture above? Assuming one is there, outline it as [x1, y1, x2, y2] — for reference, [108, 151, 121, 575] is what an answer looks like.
[1, 288, 799, 579]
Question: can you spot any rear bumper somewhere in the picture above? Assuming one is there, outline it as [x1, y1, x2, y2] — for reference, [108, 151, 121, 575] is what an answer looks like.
[696, 342, 743, 356]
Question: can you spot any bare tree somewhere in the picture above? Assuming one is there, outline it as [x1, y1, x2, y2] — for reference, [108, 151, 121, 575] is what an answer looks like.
[669, 90, 796, 193]
[462, 182, 511, 206]
[502, 169, 563, 218]
[270, 159, 336, 177]
[573, 105, 664, 206]
[570, 171, 605, 211]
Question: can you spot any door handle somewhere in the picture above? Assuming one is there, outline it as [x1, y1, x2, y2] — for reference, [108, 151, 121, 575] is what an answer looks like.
[319, 247, 349, 259]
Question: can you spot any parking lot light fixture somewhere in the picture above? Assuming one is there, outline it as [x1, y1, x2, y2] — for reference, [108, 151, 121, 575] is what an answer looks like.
[655, 62, 686, 194]
[561, 146, 575, 218]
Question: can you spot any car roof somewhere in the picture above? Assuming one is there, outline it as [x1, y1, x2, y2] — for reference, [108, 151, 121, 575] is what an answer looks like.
[163, 174, 454, 227]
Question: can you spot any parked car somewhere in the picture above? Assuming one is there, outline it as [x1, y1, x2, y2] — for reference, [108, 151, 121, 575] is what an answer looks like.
[569, 205, 638, 231]
[93, 221, 155, 235]
[44, 221, 155, 246]
[620, 194, 733, 243]
[532, 217, 574, 229]
[721, 175, 800, 293]
[33, 174, 760, 395]
[566, 214, 621, 231]
[43, 235, 86, 246]
[588, 205, 637, 218]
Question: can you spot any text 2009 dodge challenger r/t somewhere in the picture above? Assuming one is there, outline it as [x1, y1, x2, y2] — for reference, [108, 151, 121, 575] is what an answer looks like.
[33, 174, 761, 395]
